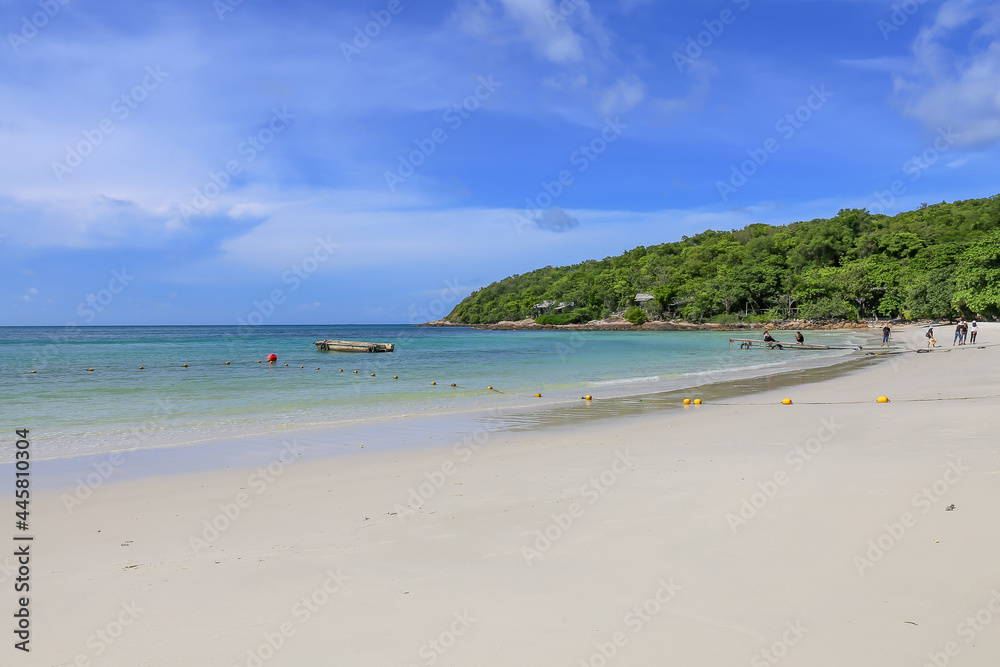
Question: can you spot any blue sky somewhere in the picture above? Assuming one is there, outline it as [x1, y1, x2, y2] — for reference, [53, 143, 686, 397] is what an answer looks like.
[1, 0, 998, 325]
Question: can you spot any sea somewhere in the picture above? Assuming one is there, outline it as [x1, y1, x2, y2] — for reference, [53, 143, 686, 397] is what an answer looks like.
[0, 325, 874, 464]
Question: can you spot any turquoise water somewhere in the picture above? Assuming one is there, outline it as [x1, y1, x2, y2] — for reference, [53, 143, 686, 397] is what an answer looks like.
[0, 325, 867, 460]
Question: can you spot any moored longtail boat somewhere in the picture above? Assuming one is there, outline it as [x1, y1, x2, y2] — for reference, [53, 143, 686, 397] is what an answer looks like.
[314, 340, 395, 353]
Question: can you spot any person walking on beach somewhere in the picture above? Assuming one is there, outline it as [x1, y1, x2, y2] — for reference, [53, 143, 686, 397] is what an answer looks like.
[962, 321, 969, 345]
[954, 322, 963, 346]
[881, 323, 891, 347]
[970, 320, 978, 344]
[926, 327, 935, 349]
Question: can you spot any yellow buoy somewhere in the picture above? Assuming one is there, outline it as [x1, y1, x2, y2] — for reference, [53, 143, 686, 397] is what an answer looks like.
[782, 398, 793, 405]
[877, 396, 890, 403]
[393, 375, 398, 379]
[300, 366, 304, 369]
[683, 398, 691, 405]
[339, 369, 343, 372]
[87, 368, 94, 372]
[182, 364, 188, 367]
[353, 370, 358, 373]
[535, 393, 542, 397]
[371, 373, 376, 377]
[431, 381, 437, 385]
[487, 386, 493, 390]
[693, 399, 702, 405]
[225, 361, 230, 365]
[450, 383, 457, 387]
[138, 366, 144, 369]
[583, 395, 592, 400]
[316, 367, 320, 370]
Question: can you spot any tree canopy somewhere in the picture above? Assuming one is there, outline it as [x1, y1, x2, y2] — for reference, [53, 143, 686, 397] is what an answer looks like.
[447, 195, 1000, 324]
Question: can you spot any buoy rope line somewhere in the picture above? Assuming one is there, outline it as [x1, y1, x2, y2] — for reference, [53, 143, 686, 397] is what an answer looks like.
[33, 365, 531, 394]
[698, 394, 998, 406]
[25, 362, 1000, 407]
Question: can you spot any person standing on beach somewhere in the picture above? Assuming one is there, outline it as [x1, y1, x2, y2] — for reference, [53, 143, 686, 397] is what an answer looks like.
[954, 322, 963, 346]
[970, 320, 978, 344]
[880, 323, 891, 347]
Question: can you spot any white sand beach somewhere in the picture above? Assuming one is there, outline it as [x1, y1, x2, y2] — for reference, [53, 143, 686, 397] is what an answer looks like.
[19, 325, 1000, 666]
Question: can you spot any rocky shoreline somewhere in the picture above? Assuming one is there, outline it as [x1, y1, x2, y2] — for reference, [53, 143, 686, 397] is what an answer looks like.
[419, 318, 875, 332]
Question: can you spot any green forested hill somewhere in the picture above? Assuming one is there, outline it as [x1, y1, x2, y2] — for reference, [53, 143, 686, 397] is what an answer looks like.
[447, 196, 1000, 324]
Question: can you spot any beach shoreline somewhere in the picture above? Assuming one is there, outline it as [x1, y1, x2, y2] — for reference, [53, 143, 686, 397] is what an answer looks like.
[2, 325, 876, 465]
[13, 329, 884, 480]
[8, 324, 1000, 666]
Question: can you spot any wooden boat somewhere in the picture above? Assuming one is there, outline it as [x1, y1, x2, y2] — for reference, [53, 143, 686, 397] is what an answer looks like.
[314, 340, 395, 353]
[729, 338, 862, 351]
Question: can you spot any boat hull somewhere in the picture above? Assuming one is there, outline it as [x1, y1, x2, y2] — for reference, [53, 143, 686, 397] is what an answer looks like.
[314, 340, 395, 353]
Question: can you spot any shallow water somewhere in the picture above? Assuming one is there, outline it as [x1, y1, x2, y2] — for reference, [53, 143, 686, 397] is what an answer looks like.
[0, 325, 869, 461]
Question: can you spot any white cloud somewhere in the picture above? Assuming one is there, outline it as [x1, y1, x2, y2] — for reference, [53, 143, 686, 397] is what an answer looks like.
[897, 1, 1000, 148]
[451, 0, 645, 121]
[455, 0, 598, 64]
[598, 74, 646, 116]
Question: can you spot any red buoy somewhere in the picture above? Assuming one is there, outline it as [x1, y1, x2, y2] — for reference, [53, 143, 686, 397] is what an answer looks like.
[267, 353, 277, 363]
